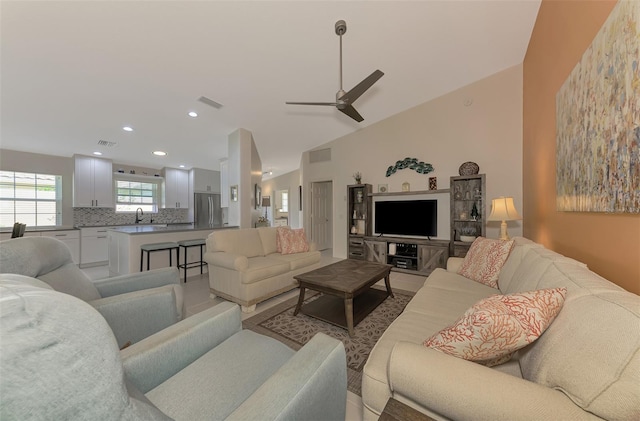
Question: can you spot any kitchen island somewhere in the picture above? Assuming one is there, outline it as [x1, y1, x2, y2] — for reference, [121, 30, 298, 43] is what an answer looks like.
[108, 224, 237, 278]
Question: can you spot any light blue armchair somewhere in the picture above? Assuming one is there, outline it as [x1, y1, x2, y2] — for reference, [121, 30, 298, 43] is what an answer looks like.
[0, 275, 348, 420]
[0, 236, 184, 348]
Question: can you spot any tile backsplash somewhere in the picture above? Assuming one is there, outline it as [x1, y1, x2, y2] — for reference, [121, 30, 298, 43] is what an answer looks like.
[74, 208, 189, 227]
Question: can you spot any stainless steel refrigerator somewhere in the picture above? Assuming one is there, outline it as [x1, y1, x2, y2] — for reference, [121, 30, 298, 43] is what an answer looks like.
[194, 193, 222, 228]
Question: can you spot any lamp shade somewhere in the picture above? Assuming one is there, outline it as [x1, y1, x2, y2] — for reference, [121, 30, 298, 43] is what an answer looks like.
[488, 197, 521, 222]
[261, 196, 271, 207]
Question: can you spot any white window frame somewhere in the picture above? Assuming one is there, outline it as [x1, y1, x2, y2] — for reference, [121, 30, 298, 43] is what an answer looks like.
[114, 174, 163, 213]
[0, 170, 62, 228]
[280, 191, 289, 213]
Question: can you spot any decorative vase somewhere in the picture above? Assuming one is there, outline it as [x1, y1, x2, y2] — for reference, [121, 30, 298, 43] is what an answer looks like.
[458, 161, 480, 176]
[350, 225, 357, 234]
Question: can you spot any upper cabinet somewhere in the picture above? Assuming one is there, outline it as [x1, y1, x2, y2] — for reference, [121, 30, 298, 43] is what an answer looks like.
[73, 155, 114, 207]
[163, 167, 189, 209]
[191, 168, 221, 193]
[220, 159, 229, 207]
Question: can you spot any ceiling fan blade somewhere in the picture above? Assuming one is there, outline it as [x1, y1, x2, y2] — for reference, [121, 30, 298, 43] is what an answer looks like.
[285, 101, 338, 106]
[338, 69, 384, 104]
[339, 105, 364, 122]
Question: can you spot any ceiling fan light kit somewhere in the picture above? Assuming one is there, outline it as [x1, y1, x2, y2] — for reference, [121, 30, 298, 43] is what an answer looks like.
[286, 20, 383, 122]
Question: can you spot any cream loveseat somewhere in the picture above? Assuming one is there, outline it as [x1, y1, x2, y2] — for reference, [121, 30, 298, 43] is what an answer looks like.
[204, 227, 321, 312]
[362, 237, 640, 420]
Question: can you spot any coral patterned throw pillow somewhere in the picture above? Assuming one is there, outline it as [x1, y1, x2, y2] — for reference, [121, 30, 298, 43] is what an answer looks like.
[458, 237, 515, 288]
[424, 288, 567, 366]
[280, 228, 310, 255]
[276, 226, 291, 253]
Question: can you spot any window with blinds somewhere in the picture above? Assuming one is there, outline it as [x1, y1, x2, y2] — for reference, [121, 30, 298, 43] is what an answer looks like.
[115, 178, 160, 213]
[0, 171, 62, 228]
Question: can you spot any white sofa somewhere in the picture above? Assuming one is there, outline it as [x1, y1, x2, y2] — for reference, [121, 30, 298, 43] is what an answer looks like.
[362, 237, 640, 420]
[204, 227, 322, 312]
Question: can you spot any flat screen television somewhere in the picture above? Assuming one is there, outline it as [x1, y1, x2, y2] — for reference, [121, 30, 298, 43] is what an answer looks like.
[374, 200, 437, 237]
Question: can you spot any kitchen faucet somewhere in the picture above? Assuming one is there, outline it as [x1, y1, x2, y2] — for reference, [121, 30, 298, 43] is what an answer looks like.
[135, 208, 144, 224]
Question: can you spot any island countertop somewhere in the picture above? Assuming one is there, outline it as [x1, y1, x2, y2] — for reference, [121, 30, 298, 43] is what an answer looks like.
[109, 224, 237, 235]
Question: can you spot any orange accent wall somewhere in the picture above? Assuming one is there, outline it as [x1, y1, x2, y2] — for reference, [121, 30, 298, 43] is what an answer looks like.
[523, 0, 639, 294]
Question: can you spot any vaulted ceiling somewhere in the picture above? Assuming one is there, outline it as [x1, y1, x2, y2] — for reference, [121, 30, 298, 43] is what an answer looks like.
[1, 0, 540, 178]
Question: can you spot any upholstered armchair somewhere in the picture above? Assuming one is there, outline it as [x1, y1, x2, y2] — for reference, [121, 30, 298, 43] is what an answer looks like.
[0, 275, 347, 420]
[0, 236, 184, 348]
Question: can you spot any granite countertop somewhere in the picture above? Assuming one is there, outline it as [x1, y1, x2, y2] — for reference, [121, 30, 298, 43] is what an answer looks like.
[76, 222, 193, 228]
[1, 226, 79, 233]
[109, 225, 237, 235]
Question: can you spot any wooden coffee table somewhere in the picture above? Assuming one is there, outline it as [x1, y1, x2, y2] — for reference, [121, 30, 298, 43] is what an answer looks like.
[293, 259, 393, 337]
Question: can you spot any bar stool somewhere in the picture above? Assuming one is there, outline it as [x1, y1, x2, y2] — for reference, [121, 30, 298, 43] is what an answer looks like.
[140, 242, 179, 272]
[177, 239, 208, 282]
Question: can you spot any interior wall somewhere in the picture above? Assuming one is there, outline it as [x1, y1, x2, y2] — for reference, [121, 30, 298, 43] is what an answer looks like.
[523, 0, 639, 294]
[227, 128, 262, 229]
[301, 64, 524, 258]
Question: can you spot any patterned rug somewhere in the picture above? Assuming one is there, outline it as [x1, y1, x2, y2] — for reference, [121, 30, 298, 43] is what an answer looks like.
[242, 287, 414, 396]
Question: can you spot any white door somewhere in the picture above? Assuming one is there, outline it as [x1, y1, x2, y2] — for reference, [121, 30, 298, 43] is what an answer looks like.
[311, 181, 332, 250]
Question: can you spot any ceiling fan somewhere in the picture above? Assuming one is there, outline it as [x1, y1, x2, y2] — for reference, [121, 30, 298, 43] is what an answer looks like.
[286, 20, 384, 122]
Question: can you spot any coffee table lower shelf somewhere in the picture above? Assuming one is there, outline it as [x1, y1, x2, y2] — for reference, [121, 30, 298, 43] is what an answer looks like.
[300, 288, 389, 331]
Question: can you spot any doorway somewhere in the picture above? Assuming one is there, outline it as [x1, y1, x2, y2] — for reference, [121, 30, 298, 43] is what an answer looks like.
[311, 181, 333, 251]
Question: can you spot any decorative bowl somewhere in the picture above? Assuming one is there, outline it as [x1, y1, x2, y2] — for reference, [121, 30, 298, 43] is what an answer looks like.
[460, 235, 477, 243]
[458, 161, 480, 176]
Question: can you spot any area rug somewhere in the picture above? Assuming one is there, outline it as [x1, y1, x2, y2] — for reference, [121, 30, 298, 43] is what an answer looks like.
[242, 287, 415, 396]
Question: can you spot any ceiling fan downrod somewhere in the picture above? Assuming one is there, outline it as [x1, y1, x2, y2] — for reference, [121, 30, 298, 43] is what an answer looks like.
[336, 20, 347, 100]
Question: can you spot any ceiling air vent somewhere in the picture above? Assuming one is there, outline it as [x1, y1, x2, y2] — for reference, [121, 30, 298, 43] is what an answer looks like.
[198, 96, 224, 109]
[309, 148, 331, 163]
[97, 140, 117, 147]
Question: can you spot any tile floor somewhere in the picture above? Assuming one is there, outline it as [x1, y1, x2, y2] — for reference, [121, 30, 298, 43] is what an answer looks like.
[82, 251, 425, 421]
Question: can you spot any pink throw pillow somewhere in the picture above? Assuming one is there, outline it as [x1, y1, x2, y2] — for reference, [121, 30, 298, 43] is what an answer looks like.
[458, 237, 515, 288]
[424, 288, 567, 366]
[280, 228, 310, 255]
[276, 227, 290, 253]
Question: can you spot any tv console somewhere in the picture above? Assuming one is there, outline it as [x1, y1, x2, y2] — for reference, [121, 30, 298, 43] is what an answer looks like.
[363, 236, 449, 276]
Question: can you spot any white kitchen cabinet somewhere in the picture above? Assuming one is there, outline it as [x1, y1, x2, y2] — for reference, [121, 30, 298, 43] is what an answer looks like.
[191, 168, 221, 193]
[220, 159, 229, 207]
[80, 227, 109, 267]
[163, 168, 189, 209]
[41, 230, 80, 264]
[73, 155, 114, 207]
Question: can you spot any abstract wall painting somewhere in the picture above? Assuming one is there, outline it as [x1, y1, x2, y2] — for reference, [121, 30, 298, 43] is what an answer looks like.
[556, 0, 640, 213]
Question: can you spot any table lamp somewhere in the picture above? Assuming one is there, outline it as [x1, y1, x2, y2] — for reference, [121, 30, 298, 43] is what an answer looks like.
[487, 196, 522, 240]
[261, 196, 271, 219]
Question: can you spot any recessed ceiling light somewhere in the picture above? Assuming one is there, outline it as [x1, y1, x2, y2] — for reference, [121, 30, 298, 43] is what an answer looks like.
[93, 151, 103, 156]
[123, 126, 133, 132]
[179, 164, 185, 168]
[188, 111, 198, 118]
[152, 151, 167, 156]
